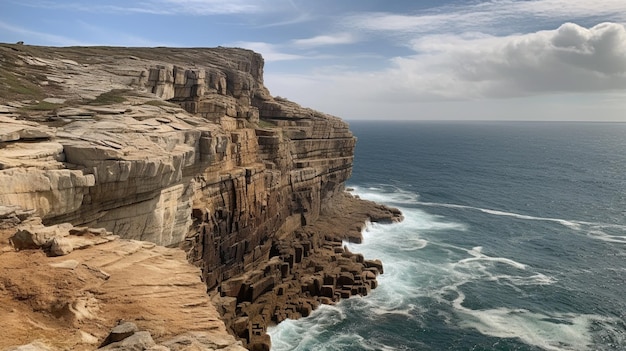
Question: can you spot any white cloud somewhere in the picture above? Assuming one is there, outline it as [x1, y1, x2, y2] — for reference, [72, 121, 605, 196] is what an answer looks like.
[15, 0, 283, 15]
[405, 22, 626, 99]
[265, 22, 626, 116]
[230, 41, 304, 62]
[292, 33, 356, 47]
[345, 0, 626, 36]
[152, 0, 261, 15]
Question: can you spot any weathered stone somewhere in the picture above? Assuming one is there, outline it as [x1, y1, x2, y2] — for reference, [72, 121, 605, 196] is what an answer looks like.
[321, 285, 335, 298]
[100, 321, 139, 347]
[5, 342, 53, 351]
[98, 331, 155, 350]
[10, 222, 72, 250]
[337, 273, 355, 287]
[364, 259, 384, 274]
[162, 331, 245, 350]
[48, 236, 73, 256]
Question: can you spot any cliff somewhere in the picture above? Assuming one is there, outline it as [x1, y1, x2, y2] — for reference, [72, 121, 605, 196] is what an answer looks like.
[0, 44, 401, 350]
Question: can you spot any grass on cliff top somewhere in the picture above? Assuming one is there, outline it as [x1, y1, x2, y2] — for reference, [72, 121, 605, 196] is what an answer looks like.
[0, 67, 45, 101]
[87, 89, 129, 105]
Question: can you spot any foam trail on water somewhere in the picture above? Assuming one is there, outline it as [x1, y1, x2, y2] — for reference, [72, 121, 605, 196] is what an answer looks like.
[268, 305, 347, 351]
[456, 246, 528, 270]
[449, 286, 613, 351]
[349, 185, 420, 205]
[417, 201, 626, 243]
[417, 202, 585, 227]
[587, 230, 626, 244]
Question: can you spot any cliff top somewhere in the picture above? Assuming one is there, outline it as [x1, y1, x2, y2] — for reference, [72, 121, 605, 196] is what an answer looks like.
[0, 44, 264, 103]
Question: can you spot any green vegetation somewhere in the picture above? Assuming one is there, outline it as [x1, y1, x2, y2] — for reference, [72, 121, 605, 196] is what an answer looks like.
[87, 89, 129, 105]
[0, 69, 43, 99]
[21, 101, 63, 111]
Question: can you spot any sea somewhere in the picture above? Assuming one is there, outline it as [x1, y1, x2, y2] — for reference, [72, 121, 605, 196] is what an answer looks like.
[268, 121, 626, 351]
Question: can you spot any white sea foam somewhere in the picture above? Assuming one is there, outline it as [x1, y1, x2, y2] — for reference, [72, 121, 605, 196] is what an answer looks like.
[493, 273, 557, 286]
[449, 285, 610, 351]
[268, 301, 398, 351]
[457, 256, 527, 270]
[398, 238, 428, 251]
[587, 230, 626, 244]
[349, 185, 420, 205]
[416, 201, 626, 244]
[268, 304, 347, 351]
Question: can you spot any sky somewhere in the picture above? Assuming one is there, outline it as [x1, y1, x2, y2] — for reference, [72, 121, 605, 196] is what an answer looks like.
[1, 0, 626, 121]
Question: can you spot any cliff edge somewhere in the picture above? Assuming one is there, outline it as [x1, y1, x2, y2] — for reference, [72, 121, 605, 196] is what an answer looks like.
[0, 44, 401, 350]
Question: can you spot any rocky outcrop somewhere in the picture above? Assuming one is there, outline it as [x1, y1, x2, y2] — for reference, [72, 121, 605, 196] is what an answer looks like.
[0, 216, 245, 351]
[0, 44, 401, 350]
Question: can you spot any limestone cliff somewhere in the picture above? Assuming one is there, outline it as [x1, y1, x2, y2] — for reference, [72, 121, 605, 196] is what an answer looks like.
[0, 44, 401, 350]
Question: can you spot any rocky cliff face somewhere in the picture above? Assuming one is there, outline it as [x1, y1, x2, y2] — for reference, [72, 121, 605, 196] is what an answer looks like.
[0, 44, 400, 350]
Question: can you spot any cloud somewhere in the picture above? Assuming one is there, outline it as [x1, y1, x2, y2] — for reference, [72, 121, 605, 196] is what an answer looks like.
[345, 0, 626, 36]
[230, 41, 304, 61]
[266, 22, 626, 108]
[15, 0, 281, 15]
[152, 0, 262, 15]
[405, 22, 626, 99]
[292, 33, 356, 47]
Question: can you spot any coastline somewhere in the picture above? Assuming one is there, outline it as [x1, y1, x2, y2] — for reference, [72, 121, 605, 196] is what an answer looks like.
[0, 44, 401, 351]
[211, 191, 403, 350]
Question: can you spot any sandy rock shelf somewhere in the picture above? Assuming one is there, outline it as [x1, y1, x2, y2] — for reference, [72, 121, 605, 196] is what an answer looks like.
[0, 228, 245, 351]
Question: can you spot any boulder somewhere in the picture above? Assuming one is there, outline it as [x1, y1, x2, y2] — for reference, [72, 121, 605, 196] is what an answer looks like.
[10, 222, 72, 250]
[99, 321, 139, 347]
[364, 259, 384, 274]
[98, 331, 155, 350]
[48, 236, 73, 256]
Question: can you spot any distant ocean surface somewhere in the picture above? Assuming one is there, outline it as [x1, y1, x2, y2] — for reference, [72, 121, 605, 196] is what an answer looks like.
[269, 121, 626, 351]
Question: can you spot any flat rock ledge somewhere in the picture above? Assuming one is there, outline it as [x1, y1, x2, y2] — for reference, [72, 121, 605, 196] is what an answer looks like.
[0, 217, 245, 351]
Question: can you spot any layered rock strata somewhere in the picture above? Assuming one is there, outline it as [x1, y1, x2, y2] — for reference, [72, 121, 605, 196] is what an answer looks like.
[0, 44, 401, 350]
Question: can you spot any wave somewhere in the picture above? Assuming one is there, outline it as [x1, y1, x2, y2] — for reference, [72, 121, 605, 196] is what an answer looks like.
[268, 303, 398, 351]
[586, 230, 626, 244]
[351, 186, 626, 245]
[449, 286, 619, 351]
[348, 185, 420, 205]
[416, 201, 626, 244]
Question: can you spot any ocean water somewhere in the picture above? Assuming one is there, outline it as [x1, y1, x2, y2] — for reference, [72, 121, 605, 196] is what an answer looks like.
[269, 121, 626, 351]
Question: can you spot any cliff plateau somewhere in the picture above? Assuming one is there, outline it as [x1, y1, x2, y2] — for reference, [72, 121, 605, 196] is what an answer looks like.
[0, 44, 401, 350]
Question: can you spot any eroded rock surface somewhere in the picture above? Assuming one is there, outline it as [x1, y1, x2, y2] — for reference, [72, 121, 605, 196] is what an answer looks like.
[0, 44, 402, 350]
[0, 219, 245, 351]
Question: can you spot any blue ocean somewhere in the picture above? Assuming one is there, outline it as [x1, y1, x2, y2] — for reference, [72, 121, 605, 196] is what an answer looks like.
[269, 121, 626, 351]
